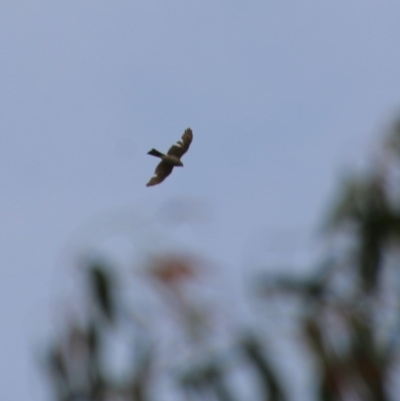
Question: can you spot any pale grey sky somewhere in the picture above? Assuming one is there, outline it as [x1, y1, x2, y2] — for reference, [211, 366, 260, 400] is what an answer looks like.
[2, 2, 400, 400]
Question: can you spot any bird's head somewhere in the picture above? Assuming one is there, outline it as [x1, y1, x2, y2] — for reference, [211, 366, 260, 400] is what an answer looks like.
[178, 161, 184, 167]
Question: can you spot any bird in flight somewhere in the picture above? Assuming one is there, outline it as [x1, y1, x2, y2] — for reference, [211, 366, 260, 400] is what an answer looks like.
[146, 128, 193, 187]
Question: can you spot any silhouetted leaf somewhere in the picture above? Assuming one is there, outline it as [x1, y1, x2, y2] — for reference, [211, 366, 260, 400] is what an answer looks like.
[241, 335, 286, 401]
[257, 274, 326, 303]
[180, 361, 237, 401]
[46, 345, 71, 401]
[87, 261, 116, 322]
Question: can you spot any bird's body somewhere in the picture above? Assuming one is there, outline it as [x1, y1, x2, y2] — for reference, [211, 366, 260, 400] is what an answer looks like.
[146, 128, 193, 186]
[148, 149, 183, 167]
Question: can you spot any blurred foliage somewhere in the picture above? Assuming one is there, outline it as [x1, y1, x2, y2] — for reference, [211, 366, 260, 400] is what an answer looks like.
[44, 118, 400, 401]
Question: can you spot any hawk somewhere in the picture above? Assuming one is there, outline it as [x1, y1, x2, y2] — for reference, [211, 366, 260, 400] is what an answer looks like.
[146, 128, 193, 187]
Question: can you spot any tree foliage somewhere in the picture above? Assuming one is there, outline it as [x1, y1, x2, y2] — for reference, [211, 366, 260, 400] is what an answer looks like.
[44, 119, 400, 401]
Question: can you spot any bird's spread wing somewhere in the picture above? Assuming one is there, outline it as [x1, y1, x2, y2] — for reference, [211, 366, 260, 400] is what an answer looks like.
[146, 161, 174, 187]
[167, 128, 193, 159]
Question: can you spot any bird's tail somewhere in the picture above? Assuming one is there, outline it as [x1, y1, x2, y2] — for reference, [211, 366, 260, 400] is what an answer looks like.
[147, 148, 164, 158]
